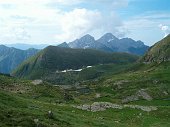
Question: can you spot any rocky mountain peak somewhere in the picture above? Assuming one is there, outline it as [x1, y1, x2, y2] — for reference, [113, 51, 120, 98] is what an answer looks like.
[68, 34, 95, 48]
[79, 34, 95, 42]
[68, 33, 149, 55]
[58, 42, 69, 48]
[97, 33, 118, 44]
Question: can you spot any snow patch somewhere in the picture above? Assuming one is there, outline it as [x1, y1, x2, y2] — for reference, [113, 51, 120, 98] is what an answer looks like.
[56, 66, 92, 73]
[108, 38, 114, 42]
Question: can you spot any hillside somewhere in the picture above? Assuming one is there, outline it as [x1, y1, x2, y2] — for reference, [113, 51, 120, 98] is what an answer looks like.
[1, 61, 170, 127]
[142, 35, 170, 63]
[12, 46, 138, 82]
[0, 45, 39, 74]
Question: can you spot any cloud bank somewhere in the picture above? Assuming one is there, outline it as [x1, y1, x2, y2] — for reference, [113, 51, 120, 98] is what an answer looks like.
[0, 0, 130, 44]
[0, 0, 169, 45]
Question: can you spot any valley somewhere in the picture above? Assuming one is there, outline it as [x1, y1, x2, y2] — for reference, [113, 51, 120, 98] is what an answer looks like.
[0, 35, 170, 127]
[0, 61, 170, 127]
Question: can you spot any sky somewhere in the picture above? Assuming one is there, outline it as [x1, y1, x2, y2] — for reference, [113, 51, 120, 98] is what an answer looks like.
[0, 0, 170, 46]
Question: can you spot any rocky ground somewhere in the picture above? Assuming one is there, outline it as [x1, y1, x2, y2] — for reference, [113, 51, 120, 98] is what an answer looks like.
[73, 102, 158, 112]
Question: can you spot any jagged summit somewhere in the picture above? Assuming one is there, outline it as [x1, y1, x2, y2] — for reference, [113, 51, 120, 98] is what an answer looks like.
[68, 34, 95, 49]
[58, 33, 149, 55]
[98, 33, 117, 40]
[81, 34, 95, 40]
[97, 33, 118, 44]
[57, 42, 69, 48]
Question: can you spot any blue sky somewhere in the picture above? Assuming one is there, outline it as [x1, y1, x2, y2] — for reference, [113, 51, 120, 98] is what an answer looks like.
[0, 0, 169, 46]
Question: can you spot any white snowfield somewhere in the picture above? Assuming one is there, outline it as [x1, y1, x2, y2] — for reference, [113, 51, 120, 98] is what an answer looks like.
[56, 66, 92, 73]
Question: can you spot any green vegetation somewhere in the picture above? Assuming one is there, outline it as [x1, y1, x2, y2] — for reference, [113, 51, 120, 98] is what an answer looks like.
[1, 36, 170, 126]
[12, 46, 138, 83]
[142, 35, 170, 62]
[1, 63, 170, 126]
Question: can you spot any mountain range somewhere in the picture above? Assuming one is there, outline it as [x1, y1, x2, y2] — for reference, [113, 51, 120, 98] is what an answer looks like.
[0, 45, 39, 74]
[59, 33, 149, 55]
[0, 33, 149, 75]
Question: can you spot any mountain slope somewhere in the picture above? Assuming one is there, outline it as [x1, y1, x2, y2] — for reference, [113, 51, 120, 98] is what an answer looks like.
[12, 46, 138, 81]
[1, 66, 170, 127]
[96, 33, 119, 51]
[0, 45, 39, 74]
[57, 42, 70, 48]
[142, 35, 170, 63]
[68, 34, 96, 49]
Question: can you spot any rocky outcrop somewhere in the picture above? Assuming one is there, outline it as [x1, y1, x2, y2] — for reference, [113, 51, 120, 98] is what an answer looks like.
[74, 102, 157, 112]
[122, 95, 139, 103]
[124, 105, 157, 112]
[122, 89, 152, 103]
[74, 102, 123, 112]
[113, 80, 129, 89]
[137, 90, 152, 101]
[32, 80, 43, 85]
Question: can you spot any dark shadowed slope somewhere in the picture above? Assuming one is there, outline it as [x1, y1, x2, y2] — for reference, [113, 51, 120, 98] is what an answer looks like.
[0, 45, 39, 74]
[12, 46, 138, 80]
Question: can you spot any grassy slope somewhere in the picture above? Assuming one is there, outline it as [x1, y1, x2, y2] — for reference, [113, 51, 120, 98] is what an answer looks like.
[62, 62, 170, 105]
[142, 35, 170, 62]
[43, 63, 134, 85]
[1, 61, 170, 127]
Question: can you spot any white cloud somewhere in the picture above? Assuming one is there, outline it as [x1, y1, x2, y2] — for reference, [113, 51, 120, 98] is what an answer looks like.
[0, 0, 84, 5]
[0, 0, 133, 44]
[14, 27, 31, 40]
[56, 8, 102, 42]
[55, 9, 127, 42]
[159, 24, 170, 37]
[0, 22, 30, 41]
[121, 11, 170, 45]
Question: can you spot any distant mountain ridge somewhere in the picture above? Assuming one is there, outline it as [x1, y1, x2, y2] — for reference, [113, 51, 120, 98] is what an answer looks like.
[58, 33, 149, 55]
[5, 43, 48, 50]
[0, 45, 39, 74]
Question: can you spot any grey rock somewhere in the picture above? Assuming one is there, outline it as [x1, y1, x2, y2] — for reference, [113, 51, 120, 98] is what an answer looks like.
[74, 102, 157, 112]
[137, 90, 152, 101]
[122, 89, 152, 103]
